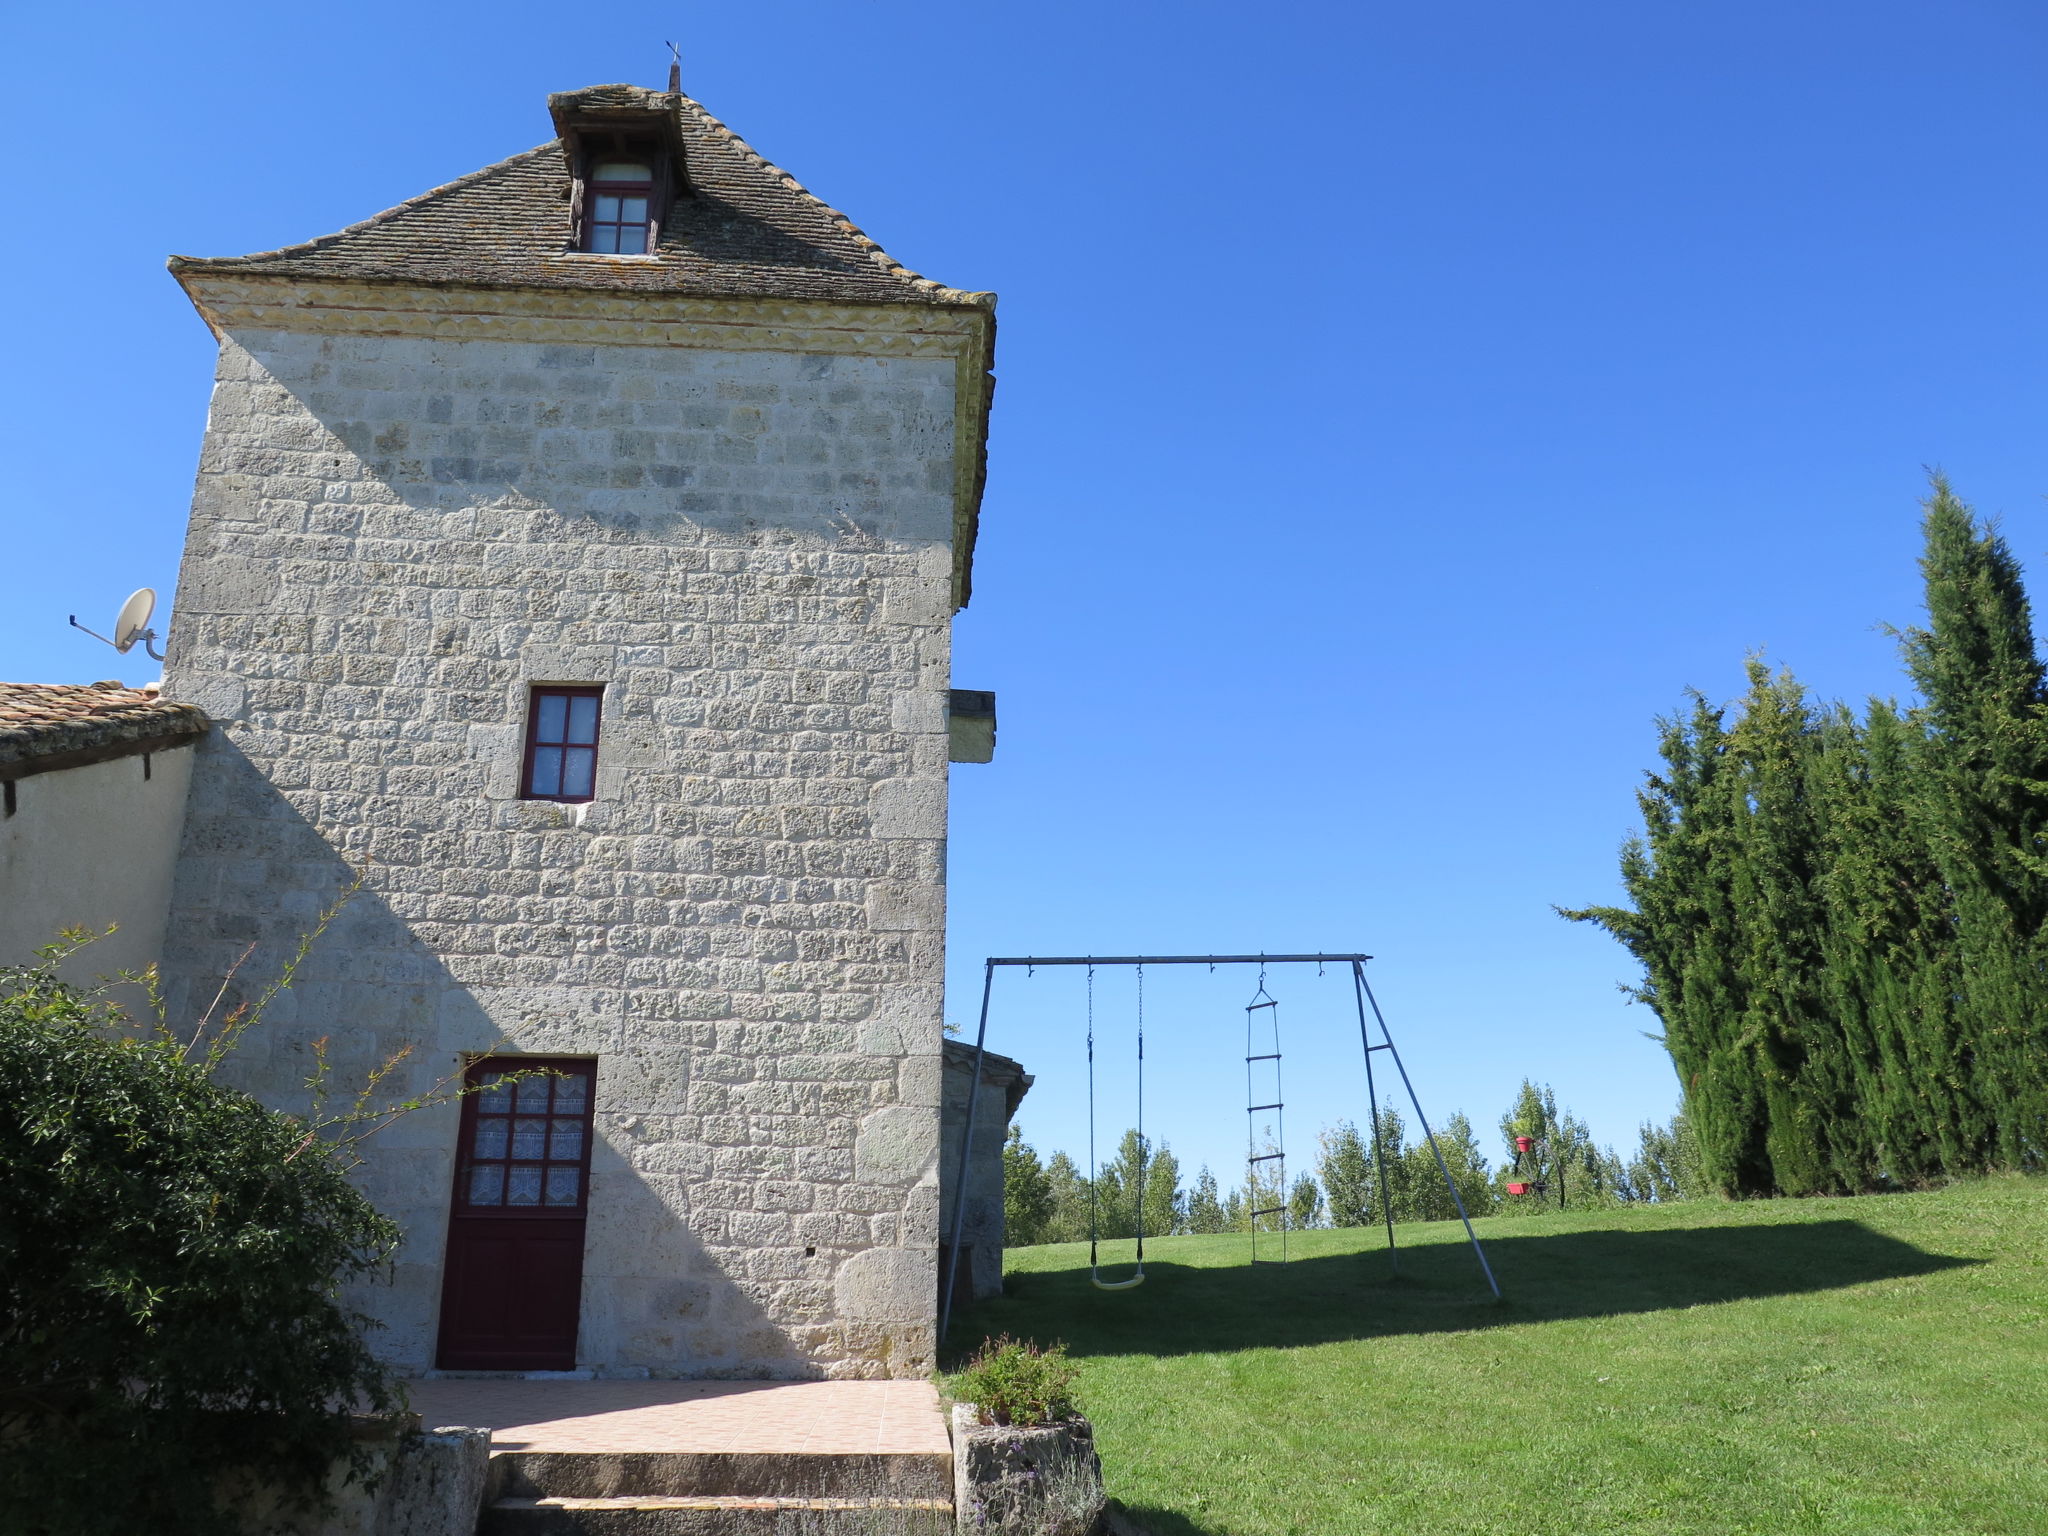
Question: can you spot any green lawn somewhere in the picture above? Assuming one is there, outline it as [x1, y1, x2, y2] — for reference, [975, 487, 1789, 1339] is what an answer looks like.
[943, 1178, 2047, 1536]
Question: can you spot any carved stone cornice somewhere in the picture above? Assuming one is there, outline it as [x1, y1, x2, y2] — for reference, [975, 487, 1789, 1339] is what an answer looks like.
[174, 273, 996, 609]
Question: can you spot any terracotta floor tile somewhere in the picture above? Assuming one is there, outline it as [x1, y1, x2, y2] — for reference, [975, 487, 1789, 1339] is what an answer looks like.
[406, 1378, 951, 1457]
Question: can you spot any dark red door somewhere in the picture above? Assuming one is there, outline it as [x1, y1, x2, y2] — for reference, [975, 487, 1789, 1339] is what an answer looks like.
[436, 1057, 596, 1371]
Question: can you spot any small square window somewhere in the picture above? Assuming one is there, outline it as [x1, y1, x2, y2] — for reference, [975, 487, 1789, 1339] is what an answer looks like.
[521, 686, 603, 803]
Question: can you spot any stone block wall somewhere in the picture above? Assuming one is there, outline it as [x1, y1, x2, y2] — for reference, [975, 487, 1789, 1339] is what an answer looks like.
[160, 284, 983, 1379]
[940, 1042, 1032, 1303]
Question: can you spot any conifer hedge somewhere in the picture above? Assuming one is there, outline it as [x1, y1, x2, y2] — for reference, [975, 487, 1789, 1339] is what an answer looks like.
[1566, 479, 2048, 1195]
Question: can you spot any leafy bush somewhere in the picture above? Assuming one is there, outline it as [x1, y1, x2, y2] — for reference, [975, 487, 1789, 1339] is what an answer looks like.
[954, 1335, 1082, 1426]
[0, 949, 402, 1536]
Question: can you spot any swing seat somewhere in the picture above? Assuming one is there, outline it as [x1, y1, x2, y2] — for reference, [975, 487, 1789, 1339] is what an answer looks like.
[1090, 1266, 1146, 1291]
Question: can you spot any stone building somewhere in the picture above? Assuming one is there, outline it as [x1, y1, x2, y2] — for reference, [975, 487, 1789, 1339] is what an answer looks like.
[0, 683, 209, 983]
[154, 79, 1005, 1380]
[939, 1040, 1033, 1308]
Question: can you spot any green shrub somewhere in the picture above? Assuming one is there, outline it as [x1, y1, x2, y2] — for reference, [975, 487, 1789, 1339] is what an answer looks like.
[954, 1335, 1083, 1426]
[0, 951, 402, 1536]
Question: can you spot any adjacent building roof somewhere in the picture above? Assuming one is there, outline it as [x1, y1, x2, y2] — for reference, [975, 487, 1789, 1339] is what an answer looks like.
[943, 1038, 1034, 1119]
[167, 84, 992, 310]
[0, 683, 210, 782]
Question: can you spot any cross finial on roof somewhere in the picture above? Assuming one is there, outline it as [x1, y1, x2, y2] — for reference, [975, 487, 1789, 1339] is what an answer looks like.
[665, 41, 681, 93]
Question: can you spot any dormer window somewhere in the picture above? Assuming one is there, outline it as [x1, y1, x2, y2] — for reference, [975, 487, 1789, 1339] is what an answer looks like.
[583, 160, 653, 254]
[550, 88, 688, 257]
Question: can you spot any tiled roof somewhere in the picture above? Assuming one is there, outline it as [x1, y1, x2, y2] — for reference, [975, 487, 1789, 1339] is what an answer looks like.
[167, 85, 992, 309]
[0, 683, 209, 777]
[943, 1038, 1033, 1116]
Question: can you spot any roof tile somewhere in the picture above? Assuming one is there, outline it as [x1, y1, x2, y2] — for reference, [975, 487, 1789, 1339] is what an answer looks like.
[0, 683, 209, 773]
[168, 86, 991, 309]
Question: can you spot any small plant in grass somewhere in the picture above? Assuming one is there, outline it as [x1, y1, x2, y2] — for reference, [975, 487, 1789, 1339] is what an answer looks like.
[954, 1335, 1082, 1426]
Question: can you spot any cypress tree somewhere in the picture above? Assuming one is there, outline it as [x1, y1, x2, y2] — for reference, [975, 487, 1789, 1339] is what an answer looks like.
[1899, 478, 2048, 1167]
[1565, 695, 1772, 1193]
[1809, 699, 1979, 1184]
[1573, 477, 2048, 1191]
[1720, 659, 1845, 1195]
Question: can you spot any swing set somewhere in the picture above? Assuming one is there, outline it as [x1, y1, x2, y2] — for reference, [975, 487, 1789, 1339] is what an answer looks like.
[939, 953, 1501, 1344]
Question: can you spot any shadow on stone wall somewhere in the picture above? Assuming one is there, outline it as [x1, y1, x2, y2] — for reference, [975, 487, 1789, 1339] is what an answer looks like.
[215, 327, 950, 548]
[159, 733, 809, 1378]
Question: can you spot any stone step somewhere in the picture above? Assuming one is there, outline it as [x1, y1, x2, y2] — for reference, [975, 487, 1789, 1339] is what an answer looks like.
[480, 1493, 955, 1535]
[490, 1449, 952, 1501]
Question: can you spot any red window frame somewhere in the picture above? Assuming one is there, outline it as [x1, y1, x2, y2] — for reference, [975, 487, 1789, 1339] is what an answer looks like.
[452, 1056, 598, 1217]
[520, 686, 603, 803]
[583, 164, 655, 254]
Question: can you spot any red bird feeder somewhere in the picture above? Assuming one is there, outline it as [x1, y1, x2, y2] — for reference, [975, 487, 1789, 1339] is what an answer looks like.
[1506, 1182, 1531, 1196]
[1514, 1135, 1534, 1153]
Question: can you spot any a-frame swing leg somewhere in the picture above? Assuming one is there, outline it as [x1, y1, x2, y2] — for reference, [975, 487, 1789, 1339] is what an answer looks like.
[1353, 963, 1399, 1276]
[939, 960, 997, 1346]
[1350, 961, 1503, 1301]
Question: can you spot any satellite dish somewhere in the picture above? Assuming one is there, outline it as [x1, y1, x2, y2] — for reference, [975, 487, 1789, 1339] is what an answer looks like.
[113, 589, 156, 653]
[69, 586, 166, 662]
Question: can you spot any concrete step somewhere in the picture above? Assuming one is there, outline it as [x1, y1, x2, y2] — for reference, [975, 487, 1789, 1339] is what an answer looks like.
[490, 1450, 952, 1501]
[480, 1493, 955, 1535]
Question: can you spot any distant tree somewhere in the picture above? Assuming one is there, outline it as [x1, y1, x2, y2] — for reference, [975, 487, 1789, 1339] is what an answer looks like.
[1368, 1106, 1419, 1223]
[1185, 1165, 1228, 1234]
[1287, 1171, 1325, 1229]
[1091, 1129, 1184, 1240]
[1002, 1125, 1055, 1246]
[1043, 1151, 1091, 1244]
[1221, 1184, 1247, 1232]
[1317, 1121, 1376, 1228]
[1402, 1111, 1496, 1221]
[1144, 1140, 1187, 1237]
[1623, 1115, 1699, 1202]
[1496, 1080, 1628, 1211]
[1241, 1127, 1288, 1232]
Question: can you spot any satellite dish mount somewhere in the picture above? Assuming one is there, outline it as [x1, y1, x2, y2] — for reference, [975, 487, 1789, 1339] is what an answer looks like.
[70, 588, 164, 662]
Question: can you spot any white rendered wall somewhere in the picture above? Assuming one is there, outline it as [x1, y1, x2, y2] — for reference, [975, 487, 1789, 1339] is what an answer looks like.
[161, 321, 959, 1379]
[0, 745, 195, 987]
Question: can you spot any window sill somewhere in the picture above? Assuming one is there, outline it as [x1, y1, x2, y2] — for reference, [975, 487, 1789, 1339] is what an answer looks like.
[548, 252, 664, 263]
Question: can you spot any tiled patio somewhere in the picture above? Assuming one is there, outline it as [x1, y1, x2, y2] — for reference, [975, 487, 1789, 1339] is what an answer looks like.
[406, 1378, 952, 1458]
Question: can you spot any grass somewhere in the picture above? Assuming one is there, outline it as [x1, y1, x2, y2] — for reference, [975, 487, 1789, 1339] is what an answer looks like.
[942, 1177, 2048, 1536]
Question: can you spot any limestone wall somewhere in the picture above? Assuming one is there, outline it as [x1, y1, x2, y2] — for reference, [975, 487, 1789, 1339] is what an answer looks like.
[160, 293, 974, 1379]
[939, 1042, 1031, 1303]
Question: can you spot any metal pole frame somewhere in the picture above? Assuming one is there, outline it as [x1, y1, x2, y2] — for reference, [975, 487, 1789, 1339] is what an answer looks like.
[938, 960, 997, 1349]
[937, 952, 1501, 1347]
[1351, 962, 1399, 1275]
[1354, 962, 1501, 1300]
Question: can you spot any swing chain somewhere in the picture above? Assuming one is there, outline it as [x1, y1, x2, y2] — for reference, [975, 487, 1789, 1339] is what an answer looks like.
[1086, 963, 1097, 1270]
[1135, 965, 1145, 1264]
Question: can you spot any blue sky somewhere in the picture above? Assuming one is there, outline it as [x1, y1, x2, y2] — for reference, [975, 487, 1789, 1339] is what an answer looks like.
[6, 2, 2047, 1191]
